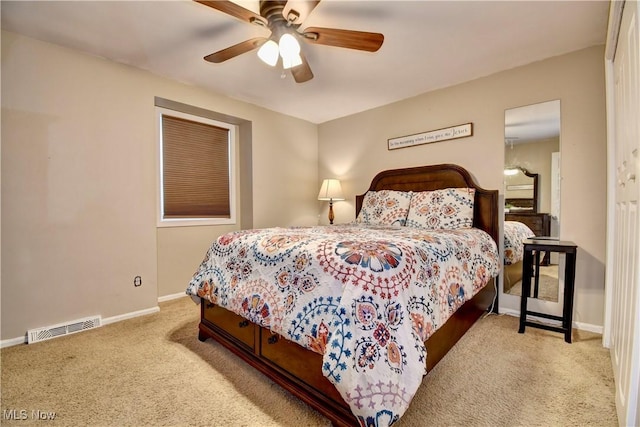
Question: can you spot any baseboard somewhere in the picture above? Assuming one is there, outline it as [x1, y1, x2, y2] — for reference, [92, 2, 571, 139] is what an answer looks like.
[499, 308, 603, 335]
[1, 305, 160, 349]
[157, 292, 187, 303]
[102, 306, 160, 326]
[574, 320, 603, 335]
[1, 336, 27, 348]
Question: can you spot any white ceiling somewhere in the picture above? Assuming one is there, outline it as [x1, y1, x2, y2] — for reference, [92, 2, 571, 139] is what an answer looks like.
[1, 0, 610, 124]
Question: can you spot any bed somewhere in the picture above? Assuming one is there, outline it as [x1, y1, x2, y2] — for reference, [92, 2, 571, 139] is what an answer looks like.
[503, 220, 536, 293]
[186, 164, 501, 427]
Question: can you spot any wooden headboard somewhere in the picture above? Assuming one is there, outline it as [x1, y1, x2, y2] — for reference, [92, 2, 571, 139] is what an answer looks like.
[355, 164, 499, 243]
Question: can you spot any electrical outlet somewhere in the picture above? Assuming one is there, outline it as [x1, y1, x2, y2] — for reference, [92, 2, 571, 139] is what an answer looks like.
[134, 276, 142, 287]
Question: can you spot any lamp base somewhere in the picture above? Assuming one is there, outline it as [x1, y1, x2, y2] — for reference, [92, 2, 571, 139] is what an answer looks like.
[328, 201, 334, 225]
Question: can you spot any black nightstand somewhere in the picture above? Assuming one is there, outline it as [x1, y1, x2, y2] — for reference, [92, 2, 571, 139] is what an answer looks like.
[518, 238, 578, 343]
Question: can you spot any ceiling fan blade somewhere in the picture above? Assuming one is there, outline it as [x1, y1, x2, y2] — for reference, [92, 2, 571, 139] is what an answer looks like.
[204, 37, 268, 63]
[302, 27, 384, 52]
[291, 54, 314, 83]
[282, 1, 321, 25]
[194, 1, 267, 27]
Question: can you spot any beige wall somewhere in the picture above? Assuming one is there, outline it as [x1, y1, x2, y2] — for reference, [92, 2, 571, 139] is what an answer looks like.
[1, 31, 318, 341]
[318, 46, 607, 328]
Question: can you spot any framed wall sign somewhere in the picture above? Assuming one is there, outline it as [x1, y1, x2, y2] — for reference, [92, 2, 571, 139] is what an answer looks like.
[388, 123, 473, 150]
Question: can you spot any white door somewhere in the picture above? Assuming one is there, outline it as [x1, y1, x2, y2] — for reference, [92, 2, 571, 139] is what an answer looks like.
[608, 1, 640, 426]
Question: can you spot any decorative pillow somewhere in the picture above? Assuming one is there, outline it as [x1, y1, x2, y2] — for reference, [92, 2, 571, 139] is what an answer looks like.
[356, 190, 413, 226]
[405, 188, 475, 230]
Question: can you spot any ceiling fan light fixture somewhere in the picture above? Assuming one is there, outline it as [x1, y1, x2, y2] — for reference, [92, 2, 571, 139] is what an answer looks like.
[257, 39, 279, 66]
[278, 33, 301, 67]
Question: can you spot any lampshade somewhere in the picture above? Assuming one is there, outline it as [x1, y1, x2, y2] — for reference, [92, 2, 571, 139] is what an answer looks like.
[257, 40, 279, 67]
[317, 179, 345, 201]
[279, 33, 299, 56]
[279, 33, 301, 70]
[257, 32, 303, 69]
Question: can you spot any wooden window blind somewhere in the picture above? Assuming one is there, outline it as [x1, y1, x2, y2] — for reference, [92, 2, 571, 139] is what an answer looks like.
[161, 114, 230, 218]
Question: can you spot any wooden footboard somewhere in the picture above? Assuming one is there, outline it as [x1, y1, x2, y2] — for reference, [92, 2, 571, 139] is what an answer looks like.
[198, 280, 496, 427]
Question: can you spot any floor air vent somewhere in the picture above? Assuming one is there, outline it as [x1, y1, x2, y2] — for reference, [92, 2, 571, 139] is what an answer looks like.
[27, 316, 102, 344]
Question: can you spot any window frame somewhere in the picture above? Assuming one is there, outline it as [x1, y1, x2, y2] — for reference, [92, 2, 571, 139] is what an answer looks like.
[156, 106, 237, 227]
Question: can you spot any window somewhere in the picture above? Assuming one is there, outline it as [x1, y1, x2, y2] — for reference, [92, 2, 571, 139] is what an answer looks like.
[157, 107, 236, 226]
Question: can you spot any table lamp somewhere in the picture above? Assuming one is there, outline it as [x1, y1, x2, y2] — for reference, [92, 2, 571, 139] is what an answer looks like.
[317, 179, 345, 224]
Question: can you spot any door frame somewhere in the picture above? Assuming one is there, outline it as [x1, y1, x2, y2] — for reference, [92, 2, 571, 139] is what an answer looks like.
[602, 0, 624, 349]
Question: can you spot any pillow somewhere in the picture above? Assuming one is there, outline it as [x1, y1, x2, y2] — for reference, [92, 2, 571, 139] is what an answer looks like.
[356, 190, 412, 226]
[405, 188, 475, 230]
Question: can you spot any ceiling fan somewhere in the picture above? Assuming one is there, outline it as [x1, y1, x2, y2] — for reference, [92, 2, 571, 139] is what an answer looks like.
[195, 0, 384, 83]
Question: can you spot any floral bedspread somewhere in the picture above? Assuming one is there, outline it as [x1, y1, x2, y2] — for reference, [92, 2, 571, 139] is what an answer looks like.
[186, 224, 499, 426]
[504, 221, 536, 265]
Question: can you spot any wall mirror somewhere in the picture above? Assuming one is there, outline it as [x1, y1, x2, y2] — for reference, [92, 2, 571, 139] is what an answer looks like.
[503, 100, 561, 303]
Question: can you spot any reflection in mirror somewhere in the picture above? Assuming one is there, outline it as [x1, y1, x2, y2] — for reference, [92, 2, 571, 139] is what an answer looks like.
[504, 167, 538, 212]
[503, 100, 560, 302]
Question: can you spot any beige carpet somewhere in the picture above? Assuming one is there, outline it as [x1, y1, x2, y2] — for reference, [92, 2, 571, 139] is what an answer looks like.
[1, 297, 617, 426]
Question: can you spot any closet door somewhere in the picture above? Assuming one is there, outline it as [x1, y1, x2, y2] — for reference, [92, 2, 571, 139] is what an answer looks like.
[609, 1, 640, 425]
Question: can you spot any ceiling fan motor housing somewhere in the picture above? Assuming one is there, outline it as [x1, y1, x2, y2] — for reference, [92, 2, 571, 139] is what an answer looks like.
[260, 1, 293, 25]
